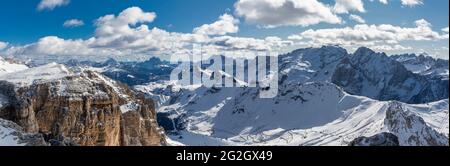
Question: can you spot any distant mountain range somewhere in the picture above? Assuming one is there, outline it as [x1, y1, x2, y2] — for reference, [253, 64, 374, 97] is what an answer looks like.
[62, 57, 176, 86]
[1, 46, 448, 146]
[130, 46, 448, 146]
[63, 46, 448, 104]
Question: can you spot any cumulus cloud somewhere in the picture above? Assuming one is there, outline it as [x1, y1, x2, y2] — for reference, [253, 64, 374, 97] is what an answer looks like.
[89, 6, 198, 52]
[349, 14, 366, 24]
[63, 19, 84, 27]
[5, 7, 178, 61]
[371, 44, 412, 51]
[441, 27, 449, 39]
[0, 41, 8, 50]
[234, 0, 341, 28]
[289, 19, 446, 49]
[401, 0, 423, 7]
[377, 0, 423, 7]
[442, 27, 449, 33]
[193, 14, 239, 35]
[209, 36, 292, 51]
[94, 7, 156, 37]
[287, 35, 303, 40]
[4, 7, 290, 62]
[378, 0, 388, 4]
[88, 7, 289, 52]
[37, 0, 70, 11]
[333, 0, 365, 14]
[10, 36, 97, 56]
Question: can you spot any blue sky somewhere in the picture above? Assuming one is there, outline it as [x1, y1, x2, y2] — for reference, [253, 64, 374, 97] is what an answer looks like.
[0, 0, 448, 61]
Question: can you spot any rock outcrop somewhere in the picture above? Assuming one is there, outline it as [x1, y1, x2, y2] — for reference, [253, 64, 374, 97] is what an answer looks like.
[349, 132, 399, 146]
[121, 94, 166, 146]
[0, 63, 166, 146]
[385, 102, 448, 146]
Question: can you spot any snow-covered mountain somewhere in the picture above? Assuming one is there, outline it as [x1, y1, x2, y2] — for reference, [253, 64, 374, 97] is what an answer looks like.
[332, 47, 448, 104]
[278, 46, 448, 104]
[64, 57, 176, 86]
[279, 46, 348, 84]
[2, 45, 447, 146]
[62, 46, 448, 104]
[0, 57, 29, 75]
[0, 63, 166, 146]
[137, 81, 448, 146]
[391, 53, 449, 80]
[133, 46, 448, 146]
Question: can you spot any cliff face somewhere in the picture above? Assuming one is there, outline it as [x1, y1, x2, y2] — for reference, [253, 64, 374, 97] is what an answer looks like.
[384, 102, 449, 146]
[349, 132, 400, 146]
[121, 95, 166, 146]
[0, 64, 166, 146]
[332, 47, 448, 104]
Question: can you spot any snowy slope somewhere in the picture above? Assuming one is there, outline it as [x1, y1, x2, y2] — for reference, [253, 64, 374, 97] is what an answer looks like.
[279, 46, 347, 84]
[0, 118, 25, 146]
[0, 59, 35, 146]
[137, 81, 448, 146]
[0, 62, 72, 87]
[0, 118, 47, 146]
[0, 57, 29, 75]
[131, 46, 448, 146]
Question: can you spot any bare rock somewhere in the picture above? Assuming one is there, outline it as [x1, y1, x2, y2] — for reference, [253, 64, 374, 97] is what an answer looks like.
[349, 132, 399, 146]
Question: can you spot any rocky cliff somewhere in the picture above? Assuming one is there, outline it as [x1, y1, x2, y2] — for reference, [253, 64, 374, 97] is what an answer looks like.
[349, 132, 400, 146]
[332, 47, 448, 104]
[385, 102, 448, 146]
[0, 63, 166, 146]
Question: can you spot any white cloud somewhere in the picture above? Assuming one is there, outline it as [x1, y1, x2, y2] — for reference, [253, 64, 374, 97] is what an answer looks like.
[372, 44, 412, 51]
[210, 36, 271, 51]
[349, 14, 366, 24]
[401, 0, 423, 7]
[0, 41, 8, 50]
[234, 0, 341, 28]
[94, 6, 156, 37]
[379, 0, 388, 4]
[193, 14, 239, 35]
[414, 19, 431, 27]
[209, 36, 292, 51]
[12, 36, 97, 56]
[441, 27, 449, 39]
[442, 27, 449, 33]
[287, 35, 303, 40]
[264, 36, 294, 49]
[4, 7, 291, 62]
[289, 19, 445, 49]
[4, 7, 178, 61]
[333, 0, 365, 14]
[91, 6, 182, 51]
[63, 19, 84, 27]
[90, 7, 289, 52]
[37, 0, 70, 11]
[376, 0, 423, 7]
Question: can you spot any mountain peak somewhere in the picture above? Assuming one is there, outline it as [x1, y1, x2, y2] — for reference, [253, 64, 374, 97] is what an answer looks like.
[354, 47, 376, 56]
